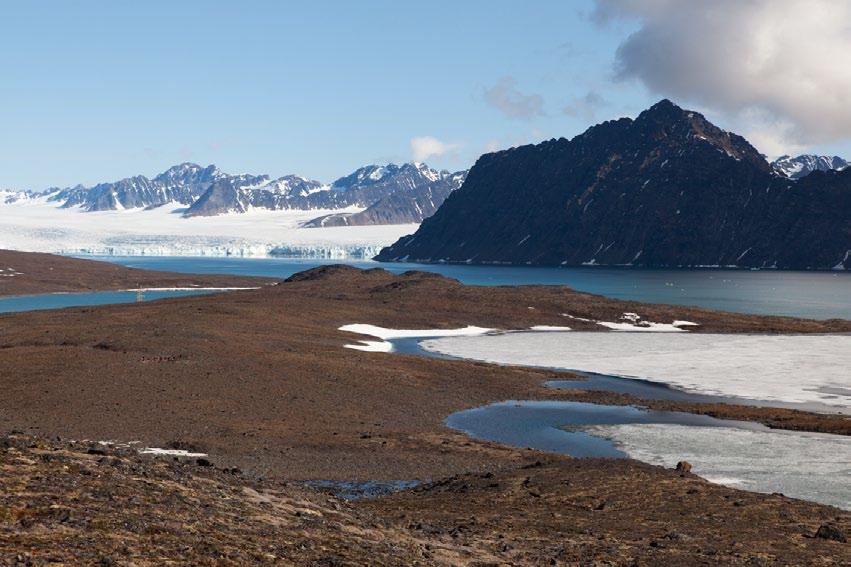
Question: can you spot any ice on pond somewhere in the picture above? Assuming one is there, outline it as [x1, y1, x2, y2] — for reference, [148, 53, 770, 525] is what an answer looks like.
[584, 423, 851, 510]
[421, 332, 851, 410]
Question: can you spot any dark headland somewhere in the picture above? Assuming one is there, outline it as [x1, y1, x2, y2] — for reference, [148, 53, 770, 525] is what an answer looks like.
[376, 100, 851, 271]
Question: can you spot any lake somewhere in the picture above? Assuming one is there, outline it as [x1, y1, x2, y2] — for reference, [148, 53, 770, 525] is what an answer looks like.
[0, 289, 217, 314]
[94, 256, 851, 320]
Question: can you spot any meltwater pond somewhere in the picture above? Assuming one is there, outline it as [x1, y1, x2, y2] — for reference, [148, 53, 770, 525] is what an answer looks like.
[445, 400, 761, 458]
[0, 289, 219, 314]
[97, 256, 851, 320]
[447, 401, 851, 509]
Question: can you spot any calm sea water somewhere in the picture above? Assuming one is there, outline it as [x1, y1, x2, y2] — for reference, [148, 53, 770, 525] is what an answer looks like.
[96, 256, 851, 320]
[0, 289, 215, 314]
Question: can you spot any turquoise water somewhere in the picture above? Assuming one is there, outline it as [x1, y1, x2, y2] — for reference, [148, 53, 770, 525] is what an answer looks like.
[95, 256, 851, 320]
[0, 289, 215, 314]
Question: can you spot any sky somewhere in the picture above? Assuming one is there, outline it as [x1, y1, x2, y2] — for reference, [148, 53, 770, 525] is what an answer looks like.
[2, 0, 850, 189]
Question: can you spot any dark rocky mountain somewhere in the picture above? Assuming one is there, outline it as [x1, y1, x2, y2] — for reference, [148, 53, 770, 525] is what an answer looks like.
[302, 170, 467, 227]
[181, 179, 247, 216]
[771, 154, 848, 179]
[376, 100, 851, 270]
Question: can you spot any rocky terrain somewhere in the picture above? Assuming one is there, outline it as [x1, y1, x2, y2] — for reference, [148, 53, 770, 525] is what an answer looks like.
[376, 100, 851, 270]
[1, 260, 848, 481]
[1, 255, 849, 564]
[2, 434, 847, 565]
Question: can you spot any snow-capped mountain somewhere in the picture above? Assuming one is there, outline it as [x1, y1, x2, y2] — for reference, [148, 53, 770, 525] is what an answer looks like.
[4, 161, 464, 225]
[184, 162, 461, 218]
[771, 155, 848, 179]
[47, 163, 229, 211]
[1, 189, 31, 205]
[0, 162, 453, 259]
[182, 175, 329, 217]
[303, 169, 467, 227]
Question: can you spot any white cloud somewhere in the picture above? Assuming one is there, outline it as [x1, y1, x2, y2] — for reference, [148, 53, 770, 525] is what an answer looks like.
[410, 136, 461, 162]
[484, 139, 501, 153]
[563, 91, 609, 122]
[594, 0, 851, 147]
[483, 77, 545, 120]
[735, 107, 808, 159]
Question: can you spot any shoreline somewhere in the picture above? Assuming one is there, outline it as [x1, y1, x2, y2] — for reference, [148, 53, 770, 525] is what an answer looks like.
[2, 253, 849, 563]
[0, 249, 275, 297]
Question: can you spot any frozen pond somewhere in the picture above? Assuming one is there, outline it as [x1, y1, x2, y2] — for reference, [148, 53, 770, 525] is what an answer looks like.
[446, 401, 851, 510]
[586, 423, 851, 510]
[423, 332, 851, 412]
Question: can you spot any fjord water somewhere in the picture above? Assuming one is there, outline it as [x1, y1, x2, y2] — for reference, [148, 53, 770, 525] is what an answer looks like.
[98, 256, 851, 320]
[0, 289, 215, 314]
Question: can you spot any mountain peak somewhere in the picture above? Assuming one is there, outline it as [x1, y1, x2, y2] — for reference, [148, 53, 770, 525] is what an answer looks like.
[376, 98, 848, 270]
[647, 98, 682, 113]
[771, 154, 849, 179]
[630, 100, 769, 170]
[637, 99, 714, 131]
[162, 162, 203, 174]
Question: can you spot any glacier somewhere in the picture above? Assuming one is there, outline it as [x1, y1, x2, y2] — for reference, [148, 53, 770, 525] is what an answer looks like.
[0, 197, 416, 258]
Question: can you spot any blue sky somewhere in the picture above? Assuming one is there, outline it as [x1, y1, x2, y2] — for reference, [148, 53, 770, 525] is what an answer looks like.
[2, 0, 849, 189]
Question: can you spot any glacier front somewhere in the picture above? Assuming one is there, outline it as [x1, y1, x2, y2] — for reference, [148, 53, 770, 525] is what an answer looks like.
[0, 197, 416, 258]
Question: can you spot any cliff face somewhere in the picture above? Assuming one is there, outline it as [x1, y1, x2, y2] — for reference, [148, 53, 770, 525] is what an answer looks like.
[376, 100, 851, 270]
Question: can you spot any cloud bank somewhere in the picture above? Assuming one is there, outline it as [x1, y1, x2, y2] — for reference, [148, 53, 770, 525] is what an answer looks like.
[563, 92, 608, 122]
[410, 136, 460, 162]
[483, 77, 545, 120]
[595, 0, 851, 148]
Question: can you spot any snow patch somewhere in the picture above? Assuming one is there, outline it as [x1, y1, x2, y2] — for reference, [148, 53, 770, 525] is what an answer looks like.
[595, 313, 699, 332]
[339, 323, 493, 353]
[139, 447, 208, 457]
[561, 313, 593, 322]
[344, 340, 394, 353]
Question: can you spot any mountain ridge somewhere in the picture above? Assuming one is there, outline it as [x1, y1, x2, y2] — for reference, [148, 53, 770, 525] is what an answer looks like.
[376, 99, 851, 270]
[6, 161, 466, 226]
[771, 154, 849, 179]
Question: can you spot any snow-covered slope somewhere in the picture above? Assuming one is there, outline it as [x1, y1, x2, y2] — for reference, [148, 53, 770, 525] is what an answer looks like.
[0, 161, 467, 257]
[0, 195, 415, 258]
[771, 154, 849, 179]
